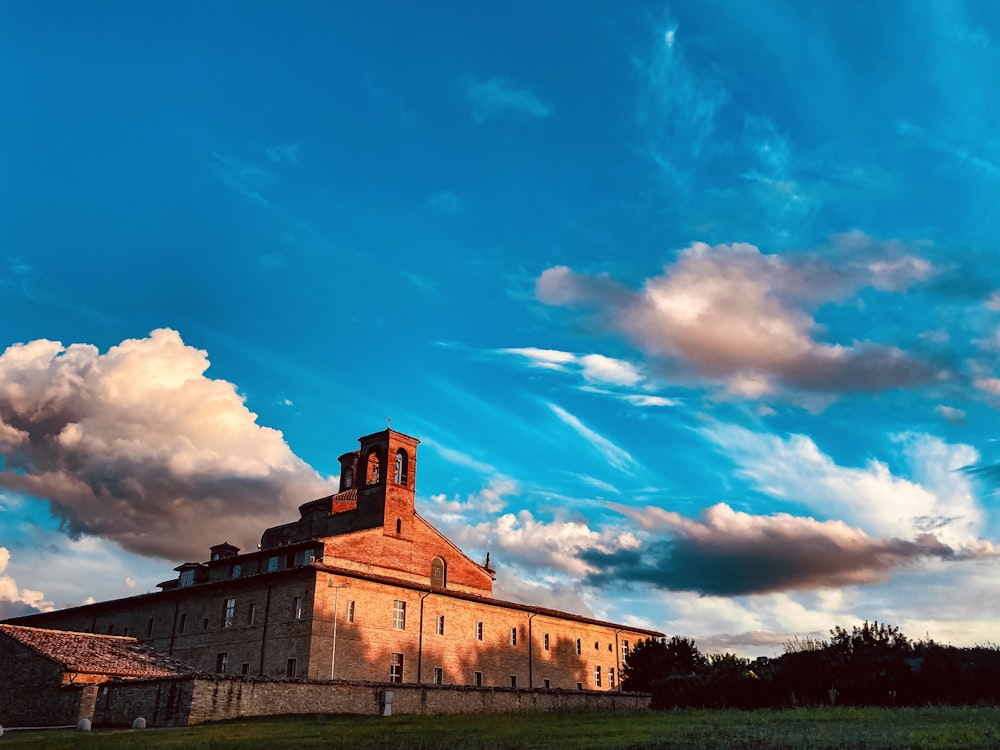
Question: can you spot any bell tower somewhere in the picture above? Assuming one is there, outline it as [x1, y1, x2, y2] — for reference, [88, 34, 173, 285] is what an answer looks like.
[356, 427, 419, 539]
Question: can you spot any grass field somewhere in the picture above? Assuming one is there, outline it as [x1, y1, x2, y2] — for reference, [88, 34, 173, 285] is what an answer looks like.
[4, 707, 1000, 749]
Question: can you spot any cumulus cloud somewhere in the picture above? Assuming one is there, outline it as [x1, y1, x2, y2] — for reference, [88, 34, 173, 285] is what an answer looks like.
[0, 547, 51, 618]
[464, 76, 553, 123]
[587, 503, 993, 597]
[0, 329, 336, 561]
[536, 236, 939, 395]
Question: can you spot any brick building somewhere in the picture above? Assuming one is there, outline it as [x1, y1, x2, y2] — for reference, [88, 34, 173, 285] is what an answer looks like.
[5, 427, 662, 692]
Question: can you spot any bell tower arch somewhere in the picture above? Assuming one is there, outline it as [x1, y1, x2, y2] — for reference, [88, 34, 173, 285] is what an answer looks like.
[356, 427, 419, 539]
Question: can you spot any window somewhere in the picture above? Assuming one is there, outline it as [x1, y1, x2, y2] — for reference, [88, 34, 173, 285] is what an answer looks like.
[367, 451, 380, 484]
[510, 627, 517, 646]
[267, 556, 279, 573]
[610, 667, 616, 688]
[223, 598, 235, 628]
[608, 643, 613, 652]
[247, 603, 256, 626]
[390, 653, 404, 683]
[474, 671, 483, 687]
[621, 640, 629, 661]
[475, 621, 483, 641]
[594, 641, 599, 650]
[202, 618, 209, 631]
[216, 653, 228, 674]
[543, 679, 551, 689]
[292, 596, 303, 620]
[286, 658, 297, 678]
[346, 600, 355, 623]
[344, 467, 353, 488]
[394, 449, 409, 485]
[393, 600, 406, 630]
[107, 624, 114, 634]
[575, 638, 581, 655]
[395, 518, 402, 534]
[436, 615, 445, 635]
[576, 682, 583, 690]
[146, 618, 154, 638]
[595, 666, 602, 687]
[241, 663, 250, 676]
[509, 675, 517, 688]
[179, 614, 187, 634]
[179, 569, 195, 587]
[430, 557, 446, 588]
[231, 563, 242, 579]
[543, 633, 550, 651]
[433, 667, 443, 684]
[122, 627, 129, 637]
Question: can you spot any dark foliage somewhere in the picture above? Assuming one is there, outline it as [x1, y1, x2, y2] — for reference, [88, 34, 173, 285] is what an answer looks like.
[628, 621, 1000, 709]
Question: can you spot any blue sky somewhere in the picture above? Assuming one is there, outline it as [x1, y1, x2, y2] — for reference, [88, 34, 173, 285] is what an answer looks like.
[2, 1, 1000, 655]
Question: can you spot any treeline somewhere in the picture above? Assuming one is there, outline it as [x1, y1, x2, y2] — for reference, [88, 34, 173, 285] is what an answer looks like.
[622, 622, 1000, 709]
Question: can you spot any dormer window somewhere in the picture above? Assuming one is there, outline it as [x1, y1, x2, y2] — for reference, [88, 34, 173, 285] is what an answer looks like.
[394, 449, 409, 485]
[367, 451, 380, 485]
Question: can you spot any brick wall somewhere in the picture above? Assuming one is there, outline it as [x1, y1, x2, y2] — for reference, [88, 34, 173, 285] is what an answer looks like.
[92, 676, 652, 727]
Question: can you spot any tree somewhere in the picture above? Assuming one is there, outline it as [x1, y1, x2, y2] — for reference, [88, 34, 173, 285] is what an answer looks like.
[622, 636, 707, 694]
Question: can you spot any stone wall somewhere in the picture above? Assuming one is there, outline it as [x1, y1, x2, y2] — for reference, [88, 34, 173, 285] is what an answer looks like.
[92, 676, 651, 727]
[0, 637, 82, 727]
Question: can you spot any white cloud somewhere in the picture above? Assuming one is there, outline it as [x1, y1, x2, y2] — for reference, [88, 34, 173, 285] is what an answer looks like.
[0, 547, 51, 618]
[464, 76, 553, 123]
[548, 403, 636, 473]
[701, 423, 982, 545]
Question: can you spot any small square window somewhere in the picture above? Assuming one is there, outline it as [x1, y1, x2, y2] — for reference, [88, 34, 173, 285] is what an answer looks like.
[576, 682, 583, 690]
[433, 667, 443, 684]
[543, 679, 551, 689]
[346, 600, 355, 623]
[436, 614, 445, 635]
[476, 621, 483, 641]
[474, 671, 483, 687]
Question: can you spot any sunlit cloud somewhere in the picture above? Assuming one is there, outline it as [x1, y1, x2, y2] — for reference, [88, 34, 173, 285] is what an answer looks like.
[0, 329, 335, 561]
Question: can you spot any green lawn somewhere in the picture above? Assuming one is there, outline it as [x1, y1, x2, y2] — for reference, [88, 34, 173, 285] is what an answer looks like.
[4, 707, 1000, 749]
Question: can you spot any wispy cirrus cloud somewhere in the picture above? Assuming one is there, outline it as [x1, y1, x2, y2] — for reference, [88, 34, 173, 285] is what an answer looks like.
[537, 235, 939, 397]
[548, 403, 635, 473]
[464, 76, 553, 123]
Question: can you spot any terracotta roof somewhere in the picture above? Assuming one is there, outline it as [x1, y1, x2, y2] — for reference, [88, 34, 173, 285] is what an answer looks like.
[0, 624, 190, 678]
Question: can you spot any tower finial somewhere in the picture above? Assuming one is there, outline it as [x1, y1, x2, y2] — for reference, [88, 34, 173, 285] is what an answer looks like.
[387, 416, 392, 429]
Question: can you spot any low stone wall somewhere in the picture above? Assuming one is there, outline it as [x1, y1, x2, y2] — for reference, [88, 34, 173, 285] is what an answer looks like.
[92, 676, 651, 726]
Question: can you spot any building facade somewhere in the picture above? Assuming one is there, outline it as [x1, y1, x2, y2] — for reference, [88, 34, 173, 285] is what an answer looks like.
[6, 427, 662, 691]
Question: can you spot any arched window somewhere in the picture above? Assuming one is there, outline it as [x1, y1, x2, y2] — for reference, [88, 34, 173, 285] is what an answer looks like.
[430, 557, 446, 588]
[367, 451, 380, 485]
[395, 518, 402, 534]
[394, 449, 409, 485]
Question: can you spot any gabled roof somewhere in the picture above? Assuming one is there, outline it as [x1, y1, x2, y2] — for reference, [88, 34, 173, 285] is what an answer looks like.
[0, 624, 190, 678]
